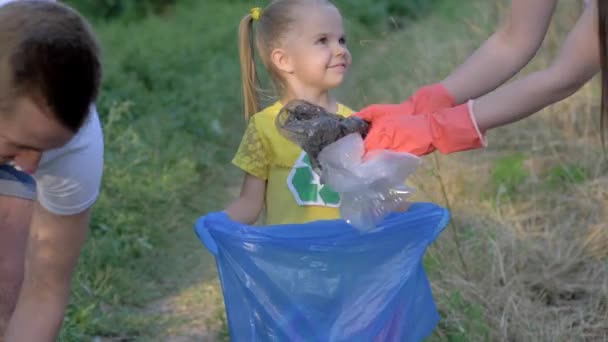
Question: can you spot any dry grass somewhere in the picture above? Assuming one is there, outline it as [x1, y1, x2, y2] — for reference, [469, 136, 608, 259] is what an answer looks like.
[147, 1, 608, 340]
[342, 0, 608, 340]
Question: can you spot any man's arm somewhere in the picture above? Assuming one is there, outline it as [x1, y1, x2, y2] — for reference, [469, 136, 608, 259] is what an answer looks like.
[441, 0, 558, 103]
[4, 203, 90, 342]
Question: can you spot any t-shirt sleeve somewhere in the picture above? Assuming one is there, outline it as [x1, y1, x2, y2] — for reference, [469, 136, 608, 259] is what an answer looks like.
[34, 106, 104, 216]
[0, 0, 56, 7]
[232, 117, 270, 180]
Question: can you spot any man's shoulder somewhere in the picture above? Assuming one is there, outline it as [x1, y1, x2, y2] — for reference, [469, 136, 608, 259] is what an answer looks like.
[35, 106, 104, 216]
[38, 106, 103, 171]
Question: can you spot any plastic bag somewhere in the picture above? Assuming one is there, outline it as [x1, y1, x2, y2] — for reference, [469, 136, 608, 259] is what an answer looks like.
[276, 100, 421, 231]
[318, 133, 420, 231]
[195, 203, 449, 342]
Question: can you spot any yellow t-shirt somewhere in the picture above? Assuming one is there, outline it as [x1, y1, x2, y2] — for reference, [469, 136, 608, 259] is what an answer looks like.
[232, 101, 354, 225]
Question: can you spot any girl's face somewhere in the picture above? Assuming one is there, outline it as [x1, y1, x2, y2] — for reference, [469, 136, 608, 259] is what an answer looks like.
[282, 3, 351, 92]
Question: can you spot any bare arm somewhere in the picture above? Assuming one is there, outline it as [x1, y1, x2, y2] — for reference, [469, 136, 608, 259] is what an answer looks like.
[474, 1, 600, 131]
[225, 174, 266, 225]
[441, 0, 558, 103]
[4, 204, 90, 342]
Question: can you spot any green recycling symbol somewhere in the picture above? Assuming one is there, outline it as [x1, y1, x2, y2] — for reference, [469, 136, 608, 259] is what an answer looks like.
[287, 152, 341, 207]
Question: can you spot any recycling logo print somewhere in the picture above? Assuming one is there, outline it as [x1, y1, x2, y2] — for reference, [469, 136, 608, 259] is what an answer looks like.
[287, 152, 341, 207]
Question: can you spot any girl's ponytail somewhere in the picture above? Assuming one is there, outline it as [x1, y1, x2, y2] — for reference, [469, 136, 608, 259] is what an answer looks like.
[238, 11, 260, 120]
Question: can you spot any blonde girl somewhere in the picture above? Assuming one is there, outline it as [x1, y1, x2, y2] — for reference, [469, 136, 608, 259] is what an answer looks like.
[225, 0, 354, 225]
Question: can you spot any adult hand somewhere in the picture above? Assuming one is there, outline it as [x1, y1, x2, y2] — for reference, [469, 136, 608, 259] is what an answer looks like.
[356, 83, 456, 122]
[356, 101, 486, 156]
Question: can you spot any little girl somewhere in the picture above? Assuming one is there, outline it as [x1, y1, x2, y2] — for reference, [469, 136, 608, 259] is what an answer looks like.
[225, 0, 353, 225]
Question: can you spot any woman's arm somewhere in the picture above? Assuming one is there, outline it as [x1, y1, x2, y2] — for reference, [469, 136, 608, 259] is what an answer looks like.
[225, 174, 266, 225]
[474, 1, 600, 131]
[356, 1, 600, 156]
[442, 0, 558, 104]
[356, 3, 600, 155]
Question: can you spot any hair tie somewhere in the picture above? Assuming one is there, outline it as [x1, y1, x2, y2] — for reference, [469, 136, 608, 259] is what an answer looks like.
[251, 7, 262, 21]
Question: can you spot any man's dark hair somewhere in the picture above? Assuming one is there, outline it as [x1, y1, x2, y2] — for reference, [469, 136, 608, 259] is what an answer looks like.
[0, 1, 102, 132]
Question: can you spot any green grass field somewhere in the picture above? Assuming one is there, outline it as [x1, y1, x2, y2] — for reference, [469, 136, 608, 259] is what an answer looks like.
[59, 0, 608, 340]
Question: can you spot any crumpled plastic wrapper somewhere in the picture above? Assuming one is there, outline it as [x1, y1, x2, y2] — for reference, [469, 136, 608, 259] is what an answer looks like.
[276, 100, 370, 172]
[276, 100, 420, 231]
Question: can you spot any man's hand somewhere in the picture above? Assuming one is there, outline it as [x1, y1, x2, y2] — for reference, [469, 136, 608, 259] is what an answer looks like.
[4, 203, 90, 342]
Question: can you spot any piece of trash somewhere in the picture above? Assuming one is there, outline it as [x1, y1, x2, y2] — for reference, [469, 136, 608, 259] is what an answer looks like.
[276, 100, 420, 230]
[276, 99, 369, 171]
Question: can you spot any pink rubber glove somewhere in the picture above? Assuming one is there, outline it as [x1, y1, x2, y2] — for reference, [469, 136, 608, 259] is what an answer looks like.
[356, 101, 486, 156]
[409, 83, 456, 113]
[357, 83, 456, 121]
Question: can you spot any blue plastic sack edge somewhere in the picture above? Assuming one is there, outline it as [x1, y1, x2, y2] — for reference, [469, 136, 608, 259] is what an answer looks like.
[194, 202, 450, 257]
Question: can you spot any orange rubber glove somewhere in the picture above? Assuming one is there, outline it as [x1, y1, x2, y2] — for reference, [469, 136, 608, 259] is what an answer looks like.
[409, 83, 456, 114]
[356, 101, 486, 156]
[357, 83, 456, 121]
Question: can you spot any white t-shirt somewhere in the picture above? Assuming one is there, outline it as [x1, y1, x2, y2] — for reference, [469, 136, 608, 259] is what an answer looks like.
[0, 0, 52, 7]
[1, 0, 103, 216]
[34, 107, 104, 216]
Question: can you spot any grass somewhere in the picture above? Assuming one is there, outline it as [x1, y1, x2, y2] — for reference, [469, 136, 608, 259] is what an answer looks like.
[344, 0, 608, 340]
[58, 0, 378, 340]
[59, 1, 252, 340]
[351, 0, 608, 340]
[59, 0, 608, 340]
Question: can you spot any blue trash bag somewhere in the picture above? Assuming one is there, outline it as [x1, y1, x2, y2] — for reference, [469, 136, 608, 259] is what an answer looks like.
[194, 202, 450, 342]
